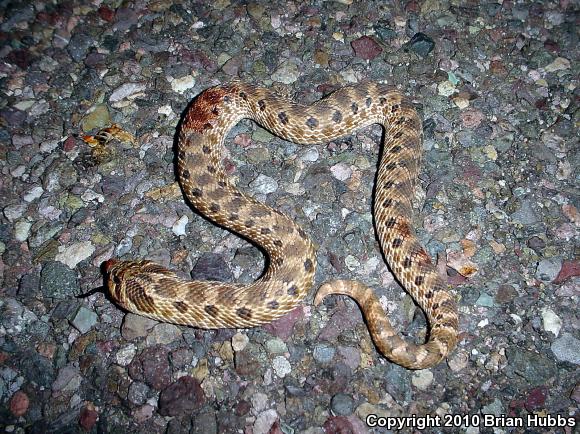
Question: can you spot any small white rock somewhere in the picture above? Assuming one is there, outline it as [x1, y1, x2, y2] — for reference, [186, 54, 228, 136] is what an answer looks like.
[109, 82, 147, 102]
[251, 392, 268, 413]
[411, 370, 434, 391]
[253, 409, 279, 434]
[300, 147, 319, 162]
[170, 75, 196, 94]
[541, 307, 562, 337]
[330, 163, 352, 181]
[14, 220, 32, 242]
[231, 332, 249, 352]
[116, 344, 137, 366]
[272, 355, 291, 378]
[250, 174, 278, 195]
[172, 215, 189, 236]
[55, 241, 95, 268]
[23, 186, 44, 202]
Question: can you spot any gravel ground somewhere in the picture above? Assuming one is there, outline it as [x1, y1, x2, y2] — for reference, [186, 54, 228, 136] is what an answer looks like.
[1, 1, 578, 433]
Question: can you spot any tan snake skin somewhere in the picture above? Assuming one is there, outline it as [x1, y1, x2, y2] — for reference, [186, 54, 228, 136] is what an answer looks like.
[105, 81, 458, 369]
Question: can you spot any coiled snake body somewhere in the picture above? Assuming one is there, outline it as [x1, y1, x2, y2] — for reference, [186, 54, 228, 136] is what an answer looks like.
[105, 81, 458, 369]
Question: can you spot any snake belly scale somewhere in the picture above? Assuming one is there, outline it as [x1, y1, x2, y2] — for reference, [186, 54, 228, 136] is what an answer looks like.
[105, 81, 459, 369]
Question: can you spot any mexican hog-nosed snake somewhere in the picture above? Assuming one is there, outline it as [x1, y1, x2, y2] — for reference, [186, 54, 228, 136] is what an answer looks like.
[105, 81, 458, 369]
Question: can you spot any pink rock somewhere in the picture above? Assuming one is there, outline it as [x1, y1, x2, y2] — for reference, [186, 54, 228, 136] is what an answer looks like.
[158, 376, 205, 417]
[525, 386, 547, 411]
[263, 306, 304, 341]
[79, 405, 98, 430]
[351, 36, 383, 60]
[10, 391, 29, 417]
[554, 260, 580, 284]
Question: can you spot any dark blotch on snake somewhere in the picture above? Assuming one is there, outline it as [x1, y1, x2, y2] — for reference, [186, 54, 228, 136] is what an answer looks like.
[306, 117, 319, 129]
[205, 304, 219, 316]
[392, 238, 403, 248]
[415, 276, 424, 286]
[236, 307, 252, 320]
[174, 301, 189, 313]
[332, 111, 343, 123]
[278, 112, 289, 125]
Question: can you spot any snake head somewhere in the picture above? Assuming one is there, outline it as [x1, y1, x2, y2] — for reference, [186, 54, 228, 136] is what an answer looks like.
[104, 259, 177, 311]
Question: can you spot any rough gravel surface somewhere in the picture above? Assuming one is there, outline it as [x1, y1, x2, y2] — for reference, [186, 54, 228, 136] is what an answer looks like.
[1, 1, 578, 433]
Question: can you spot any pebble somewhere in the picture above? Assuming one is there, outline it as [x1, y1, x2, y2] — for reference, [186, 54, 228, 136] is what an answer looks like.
[350, 36, 383, 60]
[251, 392, 269, 413]
[23, 186, 44, 202]
[122, 314, 158, 340]
[475, 292, 495, 308]
[406, 32, 435, 57]
[272, 356, 292, 378]
[3, 204, 27, 222]
[14, 220, 32, 242]
[171, 215, 189, 236]
[129, 346, 172, 391]
[109, 82, 147, 102]
[116, 344, 137, 366]
[550, 333, 580, 365]
[511, 200, 539, 225]
[158, 376, 205, 417]
[249, 174, 278, 195]
[313, 344, 335, 364]
[81, 104, 111, 132]
[540, 308, 562, 336]
[231, 332, 249, 352]
[330, 163, 352, 181]
[253, 409, 278, 434]
[40, 261, 80, 299]
[411, 370, 434, 391]
[71, 306, 98, 334]
[300, 147, 320, 162]
[265, 338, 288, 355]
[55, 241, 95, 269]
[271, 61, 300, 84]
[536, 258, 562, 282]
[52, 365, 82, 394]
[145, 323, 182, 346]
[79, 405, 98, 431]
[448, 351, 469, 372]
[191, 253, 233, 282]
[132, 404, 155, 424]
[170, 75, 196, 94]
[128, 381, 150, 405]
[507, 349, 557, 386]
[543, 57, 570, 73]
[330, 393, 355, 416]
[9, 391, 29, 417]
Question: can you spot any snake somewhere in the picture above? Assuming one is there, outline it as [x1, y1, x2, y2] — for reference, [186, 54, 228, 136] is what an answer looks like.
[104, 81, 458, 369]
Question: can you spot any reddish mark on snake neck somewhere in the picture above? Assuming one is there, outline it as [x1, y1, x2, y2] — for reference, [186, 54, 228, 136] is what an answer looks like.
[184, 86, 230, 133]
[416, 247, 433, 266]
